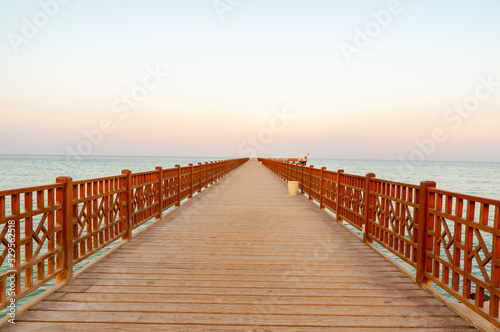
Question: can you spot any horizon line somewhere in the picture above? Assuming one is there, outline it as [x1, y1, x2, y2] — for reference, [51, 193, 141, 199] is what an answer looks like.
[1, 153, 499, 164]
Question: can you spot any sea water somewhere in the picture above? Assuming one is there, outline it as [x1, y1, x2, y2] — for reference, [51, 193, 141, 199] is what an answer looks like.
[0, 155, 225, 190]
[1, 156, 499, 199]
[309, 158, 500, 200]
[0, 155, 499, 317]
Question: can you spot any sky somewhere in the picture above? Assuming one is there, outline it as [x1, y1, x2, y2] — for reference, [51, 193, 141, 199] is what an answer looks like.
[1, 0, 500, 161]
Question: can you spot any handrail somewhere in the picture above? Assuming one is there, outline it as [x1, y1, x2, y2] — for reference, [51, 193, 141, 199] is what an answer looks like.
[258, 158, 500, 328]
[0, 158, 248, 311]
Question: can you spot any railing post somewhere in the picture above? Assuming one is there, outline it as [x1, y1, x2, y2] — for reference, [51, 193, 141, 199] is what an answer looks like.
[336, 169, 344, 223]
[56, 176, 74, 283]
[189, 163, 194, 198]
[465, 200, 475, 300]
[213, 161, 216, 183]
[121, 170, 133, 240]
[198, 163, 202, 193]
[319, 167, 326, 209]
[215, 161, 218, 181]
[211, 162, 214, 184]
[10, 194, 21, 296]
[300, 164, 305, 195]
[204, 162, 209, 188]
[213, 161, 216, 182]
[175, 165, 181, 207]
[416, 181, 436, 285]
[207, 162, 212, 185]
[308, 165, 314, 200]
[155, 167, 163, 219]
[363, 173, 376, 243]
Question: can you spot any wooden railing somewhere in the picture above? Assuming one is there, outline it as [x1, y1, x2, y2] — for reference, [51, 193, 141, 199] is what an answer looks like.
[259, 158, 500, 328]
[0, 158, 248, 310]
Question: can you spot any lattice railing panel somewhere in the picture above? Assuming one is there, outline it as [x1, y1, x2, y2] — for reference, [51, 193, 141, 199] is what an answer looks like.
[369, 179, 420, 268]
[322, 170, 337, 213]
[338, 173, 366, 230]
[72, 176, 126, 264]
[0, 184, 64, 310]
[161, 168, 178, 211]
[426, 189, 500, 319]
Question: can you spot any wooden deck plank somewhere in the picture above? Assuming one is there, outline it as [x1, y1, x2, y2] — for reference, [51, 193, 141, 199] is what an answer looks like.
[31, 301, 458, 316]
[76, 272, 414, 283]
[45, 293, 446, 306]
[8, 161, 475, 330]
[13, 311, 474, 328]
[57, 285, 433, 297]
[84, 266, 407, 277]
[2, 322, 477, 332]
[70, 278, 424, 290]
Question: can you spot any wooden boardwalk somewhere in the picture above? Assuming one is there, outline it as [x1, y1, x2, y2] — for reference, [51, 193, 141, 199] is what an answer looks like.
[7, 161, 476, 331]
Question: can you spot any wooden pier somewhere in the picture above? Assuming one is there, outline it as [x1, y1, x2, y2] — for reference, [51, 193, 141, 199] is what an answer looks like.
[4, 161, 477, 330]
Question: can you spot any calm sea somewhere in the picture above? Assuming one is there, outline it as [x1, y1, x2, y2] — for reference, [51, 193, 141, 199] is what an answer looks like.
[0, 155, 226, 190]
[0, 155, 499, 316]
[310, 158, 500, 200]
[1, 155, 499, 199]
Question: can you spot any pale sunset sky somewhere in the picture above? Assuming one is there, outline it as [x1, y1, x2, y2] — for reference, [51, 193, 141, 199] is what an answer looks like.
[1, 0, 499, 161]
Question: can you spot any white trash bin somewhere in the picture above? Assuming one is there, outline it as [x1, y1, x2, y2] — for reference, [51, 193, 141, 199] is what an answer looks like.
[287, 181, 299, 195]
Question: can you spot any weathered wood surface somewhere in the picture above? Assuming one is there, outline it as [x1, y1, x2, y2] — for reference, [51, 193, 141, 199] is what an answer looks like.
[5, 161, 476, 331]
